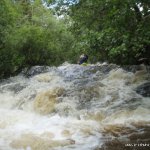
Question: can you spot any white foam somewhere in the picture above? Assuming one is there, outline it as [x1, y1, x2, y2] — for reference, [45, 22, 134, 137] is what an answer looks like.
[0, 64, 149, 149]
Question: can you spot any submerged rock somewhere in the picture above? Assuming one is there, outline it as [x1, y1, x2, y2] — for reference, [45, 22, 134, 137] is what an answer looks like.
[10, 133, 75, 150]
[34, 87, 65, 114]
[1, 83, 27, 93]
[136, 82, 150, 97]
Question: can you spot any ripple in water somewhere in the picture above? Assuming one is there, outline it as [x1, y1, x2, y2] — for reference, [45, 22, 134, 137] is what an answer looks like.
[0, 63, 149, 150]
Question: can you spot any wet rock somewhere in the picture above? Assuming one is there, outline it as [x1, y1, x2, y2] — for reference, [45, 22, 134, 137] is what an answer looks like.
[100, 64, 119, 74]
[123, 65, 150, 72]
[84, 64, 119, 75]
[58, 64, 119, 82]
[22, 66, 55, 77]
[122, 65, 144, 73]
[136, 82, 150, 97]
[1, 83, 26, 93]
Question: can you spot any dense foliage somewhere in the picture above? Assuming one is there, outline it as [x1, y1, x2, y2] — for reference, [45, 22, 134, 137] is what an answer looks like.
[48, 0, 150, 64]
[0, 0, 150, 78]
[0, 0, 75, 78]
[68, 0, 150, 64]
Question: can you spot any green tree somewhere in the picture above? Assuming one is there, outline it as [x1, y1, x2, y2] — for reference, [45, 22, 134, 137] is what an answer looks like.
[0, 0, 76, 78]
[0, 0, 21, 78]
[67, 0, 150, 64]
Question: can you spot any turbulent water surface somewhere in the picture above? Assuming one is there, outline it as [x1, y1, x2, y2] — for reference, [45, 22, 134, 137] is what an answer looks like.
[0, 63, 150, 150]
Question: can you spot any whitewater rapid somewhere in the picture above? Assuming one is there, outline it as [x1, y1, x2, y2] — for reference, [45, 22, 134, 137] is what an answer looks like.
[0, 63, 149, 150]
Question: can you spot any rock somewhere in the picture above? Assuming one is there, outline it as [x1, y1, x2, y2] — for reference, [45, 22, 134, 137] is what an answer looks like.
[1, 83, 26, 93]
[136, 82, 150, 97]
[122, 64, 150, 72]
[122, 65, 143, 73]
[21, 66, 56, 77]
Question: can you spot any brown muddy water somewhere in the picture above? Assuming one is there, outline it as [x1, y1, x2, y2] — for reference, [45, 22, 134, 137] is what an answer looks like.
[0, 63, 149, 150]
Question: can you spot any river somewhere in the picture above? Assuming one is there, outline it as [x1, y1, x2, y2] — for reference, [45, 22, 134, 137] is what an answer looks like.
[0, 63, 150, 150]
